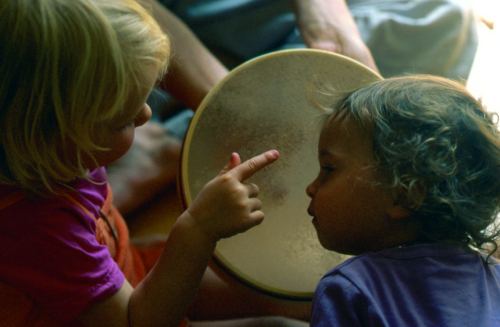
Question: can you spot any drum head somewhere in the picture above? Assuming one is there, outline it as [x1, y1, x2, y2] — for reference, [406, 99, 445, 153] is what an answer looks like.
[180, 49, 382, 299]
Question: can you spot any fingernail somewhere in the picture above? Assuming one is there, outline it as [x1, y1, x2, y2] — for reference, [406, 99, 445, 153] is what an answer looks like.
[269, 150, 279, 159]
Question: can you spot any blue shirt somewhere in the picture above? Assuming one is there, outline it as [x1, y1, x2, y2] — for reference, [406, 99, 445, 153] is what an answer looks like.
[311, 243, 500, 326]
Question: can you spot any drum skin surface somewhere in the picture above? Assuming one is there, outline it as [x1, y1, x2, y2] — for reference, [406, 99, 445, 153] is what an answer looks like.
[180, 49, 382, 299]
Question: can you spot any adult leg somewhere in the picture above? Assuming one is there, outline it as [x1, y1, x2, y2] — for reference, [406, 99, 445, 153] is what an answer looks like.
[189, 263, 311, 322]
[107, 121, 182, 217]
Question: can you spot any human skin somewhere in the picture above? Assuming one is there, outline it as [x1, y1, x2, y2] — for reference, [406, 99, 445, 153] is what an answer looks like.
[78, 148, 281, 326]
[306, 116, 421, 255]
[289, 0, 379, 73]
[142, 0, 228, 111]
[107, 0, 381, 216]
[68, 60, 282, 327]
[144, 0, 379, 111]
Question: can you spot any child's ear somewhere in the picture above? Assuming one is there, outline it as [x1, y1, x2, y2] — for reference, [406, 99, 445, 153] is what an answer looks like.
[388, 204, 413, 220]
[389, 182, 427, 220]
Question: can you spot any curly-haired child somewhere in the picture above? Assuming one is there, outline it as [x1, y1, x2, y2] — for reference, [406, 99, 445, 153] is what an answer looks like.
[307, 75, 500, 326]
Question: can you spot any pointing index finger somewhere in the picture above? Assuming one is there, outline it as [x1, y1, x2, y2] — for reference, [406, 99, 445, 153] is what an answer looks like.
[231, 150, 279, 182]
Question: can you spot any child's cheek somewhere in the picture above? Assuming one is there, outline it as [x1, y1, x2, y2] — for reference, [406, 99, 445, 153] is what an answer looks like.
[87, 129, 136, 168]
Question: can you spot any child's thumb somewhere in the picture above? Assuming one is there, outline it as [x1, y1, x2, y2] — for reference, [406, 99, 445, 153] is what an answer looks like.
[218, 152, 241, 176]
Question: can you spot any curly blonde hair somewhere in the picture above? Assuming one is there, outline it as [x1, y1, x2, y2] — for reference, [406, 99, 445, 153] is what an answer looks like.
[0, 0, 170, 194]
[319, 75, 500, 255]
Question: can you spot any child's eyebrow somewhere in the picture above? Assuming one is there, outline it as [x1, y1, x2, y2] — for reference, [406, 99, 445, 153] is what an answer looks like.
[319, 146, 351, 164]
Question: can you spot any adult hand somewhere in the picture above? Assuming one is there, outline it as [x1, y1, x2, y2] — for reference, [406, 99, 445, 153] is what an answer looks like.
[186, 150, 280, 242]
[290, 0, 379, 73]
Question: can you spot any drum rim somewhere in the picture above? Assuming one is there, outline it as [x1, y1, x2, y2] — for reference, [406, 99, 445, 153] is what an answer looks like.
[181, 49, 381, 205]
[178, 49, 382, 299]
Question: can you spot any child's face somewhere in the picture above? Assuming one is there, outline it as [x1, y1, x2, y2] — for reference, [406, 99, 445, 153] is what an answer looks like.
[84, 66, 158, 168]
[306, 115, 405, 255]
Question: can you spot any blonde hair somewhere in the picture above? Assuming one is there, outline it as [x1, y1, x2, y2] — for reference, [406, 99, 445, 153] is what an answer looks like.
[0, 0, 170, 194]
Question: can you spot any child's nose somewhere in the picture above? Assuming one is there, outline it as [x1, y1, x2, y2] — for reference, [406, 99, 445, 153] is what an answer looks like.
[135, 103, 152, 127]
[306, 180, 316, 198]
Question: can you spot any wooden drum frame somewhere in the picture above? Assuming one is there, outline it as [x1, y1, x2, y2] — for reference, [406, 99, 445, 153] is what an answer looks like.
[179, 49, 382, 299]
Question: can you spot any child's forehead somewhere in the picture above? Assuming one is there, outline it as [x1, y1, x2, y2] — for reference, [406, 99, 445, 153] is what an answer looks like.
[319, 114, 374, 159]
[321, 114, 366, 139]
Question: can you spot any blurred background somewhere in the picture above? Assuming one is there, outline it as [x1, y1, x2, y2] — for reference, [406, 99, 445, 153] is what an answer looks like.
[467, 0, 500, 115]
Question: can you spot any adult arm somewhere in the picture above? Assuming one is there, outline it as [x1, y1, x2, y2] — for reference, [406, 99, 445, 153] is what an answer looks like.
[142, 0, 228, 110]
[288, 0, 379, 73]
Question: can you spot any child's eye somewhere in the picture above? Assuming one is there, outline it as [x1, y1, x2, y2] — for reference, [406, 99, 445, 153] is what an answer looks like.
[321, 166, 335, 174]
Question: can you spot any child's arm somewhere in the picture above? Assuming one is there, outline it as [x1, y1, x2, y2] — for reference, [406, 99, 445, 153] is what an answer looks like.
[78, 150, 279, 327]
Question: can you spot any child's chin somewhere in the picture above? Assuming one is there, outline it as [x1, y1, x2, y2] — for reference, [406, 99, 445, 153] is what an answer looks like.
[316, 234, 338, 252]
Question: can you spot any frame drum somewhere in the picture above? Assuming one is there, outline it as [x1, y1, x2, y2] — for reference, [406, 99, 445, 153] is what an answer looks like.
[180, 49, 382, 299]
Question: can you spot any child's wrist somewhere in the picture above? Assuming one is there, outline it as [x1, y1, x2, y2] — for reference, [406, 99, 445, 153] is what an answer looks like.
[178, 210, 220, 247]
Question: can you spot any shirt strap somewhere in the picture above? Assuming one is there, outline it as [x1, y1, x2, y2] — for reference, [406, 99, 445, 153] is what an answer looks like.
[62, 193, 97, 221]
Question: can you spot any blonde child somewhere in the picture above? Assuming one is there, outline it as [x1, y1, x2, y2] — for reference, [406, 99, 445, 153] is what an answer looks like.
[0, 0, 310, 326]
[307, 75, 500, 326]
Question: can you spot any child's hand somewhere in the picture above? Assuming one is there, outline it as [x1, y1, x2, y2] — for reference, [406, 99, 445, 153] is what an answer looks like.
[185, 150, 279, 242]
